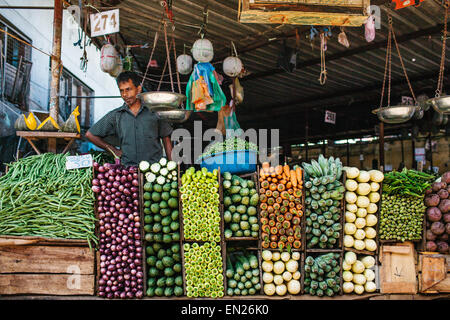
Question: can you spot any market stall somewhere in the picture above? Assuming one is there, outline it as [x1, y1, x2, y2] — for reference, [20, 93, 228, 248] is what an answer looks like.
[0, 149, 449, 298]
[1, 0, 450, 302]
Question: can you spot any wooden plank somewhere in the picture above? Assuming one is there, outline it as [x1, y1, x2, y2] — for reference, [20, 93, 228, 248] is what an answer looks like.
[0, 235, 89, 247]
[0, 246, 95, 274]
[380, 242, 417, 294]
[383, 246, 411, 255]
[251, 0, 365, 6]
[239, 10, 368, 26]
[249, 4, 366, 13]
[0, 274, 95, 295]
[16, 131, 81, 138]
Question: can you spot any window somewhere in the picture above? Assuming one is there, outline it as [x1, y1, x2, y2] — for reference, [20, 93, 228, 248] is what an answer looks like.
[0, 16, 32, 108]
[59, 68, 94, 131]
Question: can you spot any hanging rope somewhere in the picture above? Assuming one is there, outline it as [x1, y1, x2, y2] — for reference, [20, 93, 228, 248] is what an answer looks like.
[379, 15, 417, 107]
[436, 1, 449, 97]
[319, 33, 327, 85]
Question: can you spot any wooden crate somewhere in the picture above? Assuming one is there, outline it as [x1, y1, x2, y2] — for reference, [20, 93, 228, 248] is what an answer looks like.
[238, 0, 370, 27]
[379, 242, 417, 294]
[0, 242, 95, 295]
[419, 253, 450, 294]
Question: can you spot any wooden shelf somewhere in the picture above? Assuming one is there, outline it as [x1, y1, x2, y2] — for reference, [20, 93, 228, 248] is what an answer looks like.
[16, 131, 81, 154]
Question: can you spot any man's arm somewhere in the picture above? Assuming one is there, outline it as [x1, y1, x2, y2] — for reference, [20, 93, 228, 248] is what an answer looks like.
[162, 136, 173, 161]
[85, 130, 122, 158]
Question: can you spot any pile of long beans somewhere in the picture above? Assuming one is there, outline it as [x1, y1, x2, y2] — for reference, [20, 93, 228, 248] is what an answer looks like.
[383, 169, 436, 198]
[0, 153, 98, 247]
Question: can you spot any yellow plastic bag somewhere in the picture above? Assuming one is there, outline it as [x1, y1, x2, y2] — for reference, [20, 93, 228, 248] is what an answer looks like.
[61, 106, 81, 133]
[25, 112, 40, 130]
[37, 116, 61, 131]
[14, 112, 41, 131]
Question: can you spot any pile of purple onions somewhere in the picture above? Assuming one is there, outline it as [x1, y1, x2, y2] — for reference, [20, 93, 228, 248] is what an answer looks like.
[92, 159, 144, 299]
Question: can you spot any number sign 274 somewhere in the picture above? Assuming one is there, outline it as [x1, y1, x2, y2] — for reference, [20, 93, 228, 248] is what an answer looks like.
[90, 9, 119, 37]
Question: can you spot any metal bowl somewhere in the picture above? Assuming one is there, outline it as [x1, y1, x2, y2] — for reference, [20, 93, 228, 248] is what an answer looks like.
[149, 105, 192, 123]
[372, 105, 418, 124]
[139, 91, 186, 108]
[427, 95, 450, 114]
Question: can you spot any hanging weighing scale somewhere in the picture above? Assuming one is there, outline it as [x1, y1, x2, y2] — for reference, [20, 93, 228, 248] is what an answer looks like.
[138, 12, 190, 123]
[372, 15, 418, 124]
[427, 2, 450, 114]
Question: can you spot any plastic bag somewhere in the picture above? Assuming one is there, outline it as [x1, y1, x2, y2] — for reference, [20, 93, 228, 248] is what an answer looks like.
[364, 15, 376, 43]
[185, 63, 226, 112]
[25, 112, 41, 130]
[61, 106, 81, 133]
[191, 75, 214, 111]
[224, 106, 240, 136]
[229, 78, 244, 105]
[37, 116, 61, 131]
[338, 30, 350, 48]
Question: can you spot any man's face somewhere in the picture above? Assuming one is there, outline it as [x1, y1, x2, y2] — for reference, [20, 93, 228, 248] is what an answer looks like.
[118, 79, 141, 107]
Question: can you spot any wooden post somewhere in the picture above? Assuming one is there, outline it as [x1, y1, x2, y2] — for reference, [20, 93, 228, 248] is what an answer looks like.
[48, 0, 63, 153]
[305, 108, 309, 162]
[346, 139, 350, 166]
[379, 122, 385, 171]
[49, 1, 63, 122]
[411, 129, 416, 169]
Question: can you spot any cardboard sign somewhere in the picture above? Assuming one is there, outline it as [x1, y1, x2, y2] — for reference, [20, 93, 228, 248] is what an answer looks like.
[66, 154, 93, 170]
[90, 9, 119, 37]
[324, 110, 336, 124]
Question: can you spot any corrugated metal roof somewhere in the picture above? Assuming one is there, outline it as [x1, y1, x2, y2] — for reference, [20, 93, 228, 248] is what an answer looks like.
[84, 0, 450, 142]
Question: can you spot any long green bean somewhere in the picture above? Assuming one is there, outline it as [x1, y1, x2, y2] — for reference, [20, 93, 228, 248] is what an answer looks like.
[0, 153, 99, 246]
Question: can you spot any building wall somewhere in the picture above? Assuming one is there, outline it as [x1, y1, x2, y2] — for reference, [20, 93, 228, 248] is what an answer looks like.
[0, 0, 123, 122]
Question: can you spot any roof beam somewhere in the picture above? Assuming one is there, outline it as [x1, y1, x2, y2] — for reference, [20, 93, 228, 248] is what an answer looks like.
[241, 22, 446, 82]
[238, 69, 447, 122]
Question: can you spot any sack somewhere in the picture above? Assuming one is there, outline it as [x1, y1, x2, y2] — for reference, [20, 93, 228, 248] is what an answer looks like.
[364, 15, 376, 43]
[100, 44, 119, 73]
[14, 112, 41, 131]
[61, 106, 81, 133]
[37, 116, 61, 131]
[338, 30, 350, 48]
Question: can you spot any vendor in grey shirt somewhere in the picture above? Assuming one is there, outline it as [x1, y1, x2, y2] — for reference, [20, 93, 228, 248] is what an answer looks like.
[86, 71, 173, 166]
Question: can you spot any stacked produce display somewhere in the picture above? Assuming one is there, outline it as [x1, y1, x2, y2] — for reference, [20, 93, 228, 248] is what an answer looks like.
[93, 159, 144, 299]
[198, 136, 258, 161]
[223, 172, 259, 239]
[0, 153, 97, 245]
[342, 252, 376, 294]
[181, 167, 221, 242]
[261, 250, 301, 296]
[304, 253, 341, 297]
[184, 242, 225, 298]
[181, 167, 224, 298]
[343, 168, 383, 253]
[379, 169, 435, 242]
[139, 158, 182, 297]
[302, 155, 344, 249]
[140, 158, 180, 243]
[424, 172, 450, 254]
[226, 249, 261, 296]
[146, 243, 183, 297]
[259, 163, 303, 250]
